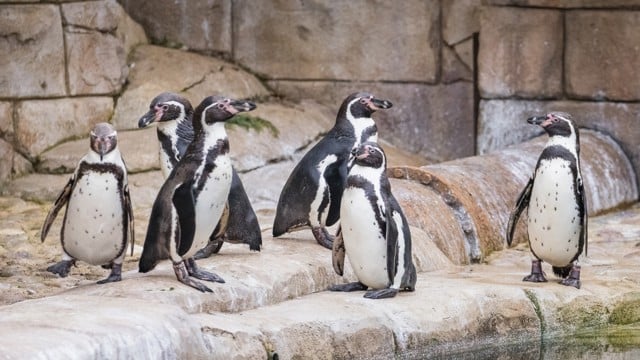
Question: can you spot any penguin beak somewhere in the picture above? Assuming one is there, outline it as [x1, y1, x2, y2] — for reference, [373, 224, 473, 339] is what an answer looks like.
[92, 135, 116, 161]
[229, 100, 257, 113]
[368, 97, 393, 111]
[139, 110, 158, 128]
[352, 146, 369, 160]
[138, 105, 165, 128]
[527, 115, 547, 126]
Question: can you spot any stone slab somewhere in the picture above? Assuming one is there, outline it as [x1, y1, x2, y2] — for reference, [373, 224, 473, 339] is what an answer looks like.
[478, 6, 562, 98]
[233, 0, 439, 82]
[118, 0, 231, 54]
[0, 4, 66, 98]
[565, 10, 640, 101]
[15, 97, 114, 158]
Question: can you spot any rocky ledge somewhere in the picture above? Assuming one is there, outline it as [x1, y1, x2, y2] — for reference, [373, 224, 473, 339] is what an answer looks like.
[0, 127, 639, 358]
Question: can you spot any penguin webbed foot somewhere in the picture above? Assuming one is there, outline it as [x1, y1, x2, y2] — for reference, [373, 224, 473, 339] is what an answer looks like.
[364, 288, 399, 299]
[173, 261, 214, 293]
[328, 281, 368, 292]
[559, 265, 581, 289]
[193, 238, 225, 260]
[186, 258, 225, 283]
[46, 259, 75, 278]
[311, 226, 334, 250]
[523, 259, 547, 283]
[97, 263, 122, 284]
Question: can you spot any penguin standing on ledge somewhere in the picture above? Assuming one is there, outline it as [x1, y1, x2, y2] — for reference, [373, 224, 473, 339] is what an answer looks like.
[41, 123, 134, 284]
[139, 96, 257, 292]
[273, 92, 392, 249]
[138, 92, 261, 256]
[330, 142, 416, 299]
[506, 112, 587, 289]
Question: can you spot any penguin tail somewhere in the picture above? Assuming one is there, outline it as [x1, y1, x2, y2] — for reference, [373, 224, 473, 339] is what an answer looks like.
[552, 265, 572, 278]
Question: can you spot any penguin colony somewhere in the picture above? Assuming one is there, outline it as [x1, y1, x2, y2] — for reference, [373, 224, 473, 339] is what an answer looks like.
[41, 91, 589, 295]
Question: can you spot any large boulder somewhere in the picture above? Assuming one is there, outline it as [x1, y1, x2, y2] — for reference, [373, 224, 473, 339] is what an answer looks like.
[111, 45, 270, 131]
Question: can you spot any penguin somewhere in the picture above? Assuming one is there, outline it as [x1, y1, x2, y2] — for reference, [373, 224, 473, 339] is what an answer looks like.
[329, 142, 416, 299]
[273, 92, 392, 249]
[40, 122, 134, 284]
[138, 92, 195, 179]
[138, 95, 256, 292]
[506, 112, 587, 289]
[138, 92, 262, 256]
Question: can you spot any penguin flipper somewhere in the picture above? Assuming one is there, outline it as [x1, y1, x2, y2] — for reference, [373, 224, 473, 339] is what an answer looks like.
[332, 226, 345, 276]
[578, 176, 588, 257]
[139, 194, 173, 273]
[224, 168, 262, 251]
[385, 207, 400, 285]
[173, 181, 197, 256]
[124, 184, 135, 256]
[325, 160, 347, 227]
[41, 176, 74, 242]
[273, 165, 314, 236]
[506, 177, 534, 247]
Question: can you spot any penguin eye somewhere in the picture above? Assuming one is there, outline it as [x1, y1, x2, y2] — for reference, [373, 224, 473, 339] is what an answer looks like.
[217, 103, 225, 109]
[162, 104, 169, 111]
[359, 99, 367, 105]
[553, 118, 559, 123]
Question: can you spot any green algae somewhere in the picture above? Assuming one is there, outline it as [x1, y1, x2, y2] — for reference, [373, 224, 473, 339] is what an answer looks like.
[609, 292, 640, 325]
[227, 114, 279, 138]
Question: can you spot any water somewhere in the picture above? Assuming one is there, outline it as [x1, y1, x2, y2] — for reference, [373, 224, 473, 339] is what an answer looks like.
[402, 326, 640, 359]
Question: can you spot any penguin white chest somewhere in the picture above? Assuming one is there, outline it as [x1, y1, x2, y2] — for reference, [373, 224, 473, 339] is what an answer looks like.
[63, 172, 125, 265]
[527, 158, 582, 266]
[189, 155, 232, 258]
[340, 186, 389, 289]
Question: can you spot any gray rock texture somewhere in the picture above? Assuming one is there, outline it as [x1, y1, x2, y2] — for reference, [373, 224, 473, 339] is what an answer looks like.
[0, 4, 66, 98]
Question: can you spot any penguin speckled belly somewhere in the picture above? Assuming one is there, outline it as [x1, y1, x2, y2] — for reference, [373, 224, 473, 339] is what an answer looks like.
[506, 112, 587, 289]
[139, 95, 256, 292]
[329, 142, 416, 299]
[138, 92, 261, 257]
[41, 123, 134, 284]
[273, 92, 392, 249]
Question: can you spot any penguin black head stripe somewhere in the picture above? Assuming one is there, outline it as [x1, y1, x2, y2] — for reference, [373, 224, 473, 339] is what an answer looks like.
[139, 92, 193, 128]
[90, 123, 118, 161]
[340, 92, 393, 120]
[351, 141, 385, 169]
[527, 112, 575, 138]
[194, 96, 257, 131]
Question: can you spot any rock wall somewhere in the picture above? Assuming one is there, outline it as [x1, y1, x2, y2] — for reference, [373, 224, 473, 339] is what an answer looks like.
[1, 0, 639, 192]
[0, 0, 147, 183]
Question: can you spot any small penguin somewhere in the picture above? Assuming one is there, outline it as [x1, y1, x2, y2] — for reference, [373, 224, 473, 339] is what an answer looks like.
[273, 92, 392, 249]
[330, 142, 416, 299]
[139, 95, 256, 292]
[138, 92, 261, 256]
[506, 112, 587, 289]
[41, 123, 134, 284]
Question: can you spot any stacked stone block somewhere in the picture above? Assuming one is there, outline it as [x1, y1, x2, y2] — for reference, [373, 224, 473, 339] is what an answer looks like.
[0, 0, 147, 184]
[1, 0, 639, 188]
